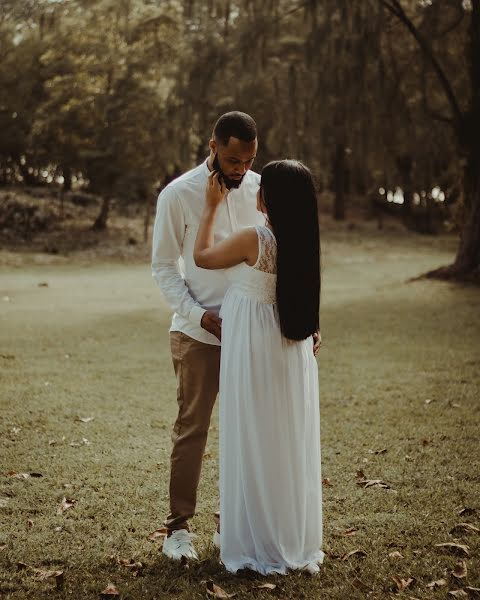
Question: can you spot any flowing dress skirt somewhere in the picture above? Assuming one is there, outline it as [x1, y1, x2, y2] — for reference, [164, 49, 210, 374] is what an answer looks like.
[219, 286, 324, 575]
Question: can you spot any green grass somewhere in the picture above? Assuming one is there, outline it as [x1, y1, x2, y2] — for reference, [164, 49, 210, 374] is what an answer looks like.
[1, 227, 479, 599]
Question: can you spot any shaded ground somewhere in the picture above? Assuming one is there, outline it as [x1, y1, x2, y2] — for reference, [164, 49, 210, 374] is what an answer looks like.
[0, 220, 479, 599]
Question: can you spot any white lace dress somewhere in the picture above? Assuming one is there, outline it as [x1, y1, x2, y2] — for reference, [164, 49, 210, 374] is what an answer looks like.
[218, 225, 324, 575]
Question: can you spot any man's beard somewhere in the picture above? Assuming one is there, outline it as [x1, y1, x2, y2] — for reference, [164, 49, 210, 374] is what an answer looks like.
[222, 173, 245, 189]
[213, 154, 245, 190]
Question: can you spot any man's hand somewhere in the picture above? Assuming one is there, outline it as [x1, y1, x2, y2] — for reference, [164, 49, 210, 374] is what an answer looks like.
[313, 331, 322, 356]
[201, 310, 222, 341]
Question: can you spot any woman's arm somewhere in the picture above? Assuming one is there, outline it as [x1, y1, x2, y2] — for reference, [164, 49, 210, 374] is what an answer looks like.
[194, 171, 258, 270]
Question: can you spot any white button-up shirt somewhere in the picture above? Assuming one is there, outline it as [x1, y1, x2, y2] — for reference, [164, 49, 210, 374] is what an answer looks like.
[151, 159, 264, 346]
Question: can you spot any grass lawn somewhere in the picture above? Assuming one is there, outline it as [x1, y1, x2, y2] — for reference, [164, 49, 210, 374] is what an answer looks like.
[0, 225, 479, 599]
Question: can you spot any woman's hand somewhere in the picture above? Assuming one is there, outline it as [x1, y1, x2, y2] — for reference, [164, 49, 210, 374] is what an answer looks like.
[206, 170, 227, 208]
[313, 331, 322, 356]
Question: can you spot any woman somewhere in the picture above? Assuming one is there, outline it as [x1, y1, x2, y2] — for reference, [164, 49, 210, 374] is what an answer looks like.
[194, 159, 323, 575]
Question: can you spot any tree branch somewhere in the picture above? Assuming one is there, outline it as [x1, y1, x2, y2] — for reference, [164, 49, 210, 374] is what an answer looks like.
[380, 0, 463, 128]
[421, 54, 455, 124]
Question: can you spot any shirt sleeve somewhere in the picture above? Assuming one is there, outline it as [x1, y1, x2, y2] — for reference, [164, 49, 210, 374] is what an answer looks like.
[151, 185, 206, 326]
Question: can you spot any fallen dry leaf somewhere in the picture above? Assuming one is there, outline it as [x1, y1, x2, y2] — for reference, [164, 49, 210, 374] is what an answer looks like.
[147, 527, 167, 541]
[465, 587, 480, 597]
[426, 578, 448, 588]
[342, 549, 367, 561]
[448, 591, 468, 598]
[75, 416, 94, 423]
[32, 568, 63, 582]
[355, 469, 365, 479]
[15, 562, 64, 589]
[0, 544, 6, 551]
[27, 519, 33, 528]
[256, 583, 276, 590]
[356, 478, 390, 489]
[451, 560, 468, 580]
[7, 471, 43, 479]
[206, 580, 236, 598]
[100, 583, 120, 597]
[70, 438, 90, 447]
[118, 558, 143, 576]
[388, 551, 404, 560]
[450, 523, 479, 535]
[392, 576, 414, 592]
[434, 542, 470, 556]
[368, 448, 388, 454]
[322, 477, 333, 486]
[333, 526, 357, 537]
[38, 282, 49, 287]
[57, 497, 76, 514]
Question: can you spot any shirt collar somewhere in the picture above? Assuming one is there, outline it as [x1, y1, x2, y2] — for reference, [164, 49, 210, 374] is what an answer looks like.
[202, 158, 211, 176]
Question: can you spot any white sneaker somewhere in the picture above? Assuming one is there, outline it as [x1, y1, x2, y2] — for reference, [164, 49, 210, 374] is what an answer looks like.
[302, 561, 321, 575]
[212, 529, 220, 549]
[162, 529, 198, 561]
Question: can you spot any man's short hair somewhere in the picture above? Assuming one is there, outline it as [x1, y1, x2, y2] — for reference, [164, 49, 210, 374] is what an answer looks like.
[213, 111, 257, 146]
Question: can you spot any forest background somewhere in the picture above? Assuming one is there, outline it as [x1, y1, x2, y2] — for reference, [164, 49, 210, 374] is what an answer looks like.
[1, 0, 479, 280]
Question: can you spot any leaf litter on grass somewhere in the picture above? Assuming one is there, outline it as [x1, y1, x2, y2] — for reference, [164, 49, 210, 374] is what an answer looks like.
[16, 561, 64, 590]
[57, 497, 76, 514]
[100, 583, 120, 597]
[434, 542, 470, 556]
[206, 580, 236, 598]
[450, 523, 479, 535]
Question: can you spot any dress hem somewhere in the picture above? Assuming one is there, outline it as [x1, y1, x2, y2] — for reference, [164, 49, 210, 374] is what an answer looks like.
[222, 549, 325, 576]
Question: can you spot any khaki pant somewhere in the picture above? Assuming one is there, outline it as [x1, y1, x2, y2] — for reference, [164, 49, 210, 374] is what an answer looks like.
[164, 331, 221, 532]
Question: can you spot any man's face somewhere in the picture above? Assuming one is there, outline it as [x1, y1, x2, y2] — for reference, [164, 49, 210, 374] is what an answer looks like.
[212, 136, 258, 189]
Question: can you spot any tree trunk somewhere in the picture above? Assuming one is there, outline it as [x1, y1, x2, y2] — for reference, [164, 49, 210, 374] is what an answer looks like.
[426, 1, 480, 281]
[92, 196, 111, 231]
[63, 166, 72, 192]
[426, 156, 480, 281]
[396, 154, 413, 224]
[453, 160, 480, 273]
[333, 143, 347, 220]
[452, 0, 480, 276]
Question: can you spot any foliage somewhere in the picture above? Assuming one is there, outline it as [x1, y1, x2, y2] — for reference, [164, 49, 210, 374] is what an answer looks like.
[0, 0, 478, 275]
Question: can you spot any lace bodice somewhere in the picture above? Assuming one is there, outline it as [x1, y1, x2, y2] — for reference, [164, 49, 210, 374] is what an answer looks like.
[254, 225, 277, 274]
[224, 225, 277, 304]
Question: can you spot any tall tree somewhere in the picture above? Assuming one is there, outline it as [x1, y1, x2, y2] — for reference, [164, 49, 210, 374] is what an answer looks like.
[381, 0, 479, 280]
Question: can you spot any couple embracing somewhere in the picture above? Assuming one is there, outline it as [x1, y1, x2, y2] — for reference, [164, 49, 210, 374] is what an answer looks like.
[151, 111, 324, 576]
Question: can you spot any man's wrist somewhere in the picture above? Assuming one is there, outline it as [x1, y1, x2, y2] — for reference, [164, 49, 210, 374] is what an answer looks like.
[189, 305, 207, 326]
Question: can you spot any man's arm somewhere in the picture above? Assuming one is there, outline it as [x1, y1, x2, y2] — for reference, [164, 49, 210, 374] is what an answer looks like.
[151, 185, 208, 327]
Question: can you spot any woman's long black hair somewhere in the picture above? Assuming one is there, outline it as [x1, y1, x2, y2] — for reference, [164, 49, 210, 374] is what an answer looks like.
[260, 160, 320, 341]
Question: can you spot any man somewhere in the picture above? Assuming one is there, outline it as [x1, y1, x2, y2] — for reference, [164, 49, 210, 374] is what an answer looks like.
[151, 112, 264, 561]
